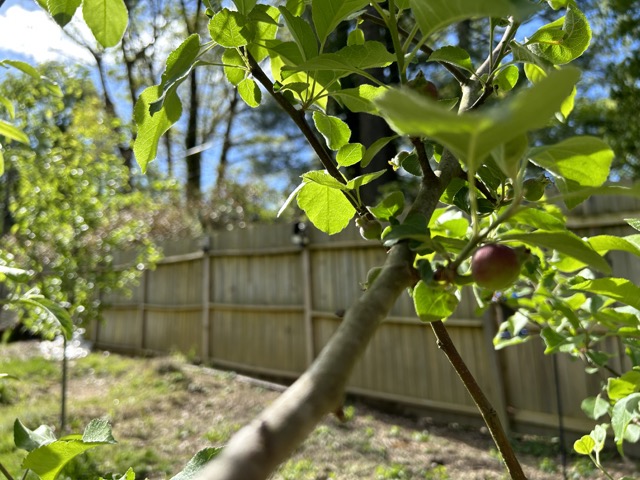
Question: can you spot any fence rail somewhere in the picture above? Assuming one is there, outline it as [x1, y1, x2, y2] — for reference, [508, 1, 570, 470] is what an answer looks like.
[91, 195, 640, 439]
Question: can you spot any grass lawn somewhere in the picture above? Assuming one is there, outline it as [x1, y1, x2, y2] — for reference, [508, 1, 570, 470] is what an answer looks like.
[1, 341, 638, 479]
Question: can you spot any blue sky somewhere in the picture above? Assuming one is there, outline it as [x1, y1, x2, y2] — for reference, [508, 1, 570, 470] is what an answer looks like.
[0, 0, 93, 64]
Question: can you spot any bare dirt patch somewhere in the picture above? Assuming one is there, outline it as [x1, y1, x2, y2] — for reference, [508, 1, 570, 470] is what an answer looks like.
[2, 341, 639, 479]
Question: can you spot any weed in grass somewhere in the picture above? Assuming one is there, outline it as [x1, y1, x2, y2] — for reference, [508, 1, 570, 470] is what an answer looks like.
[343, 405, 356, 422]
[389, 425, 402, 437]
[569, 457, 598, 478]
[277, 458, 317, 480]
[424, 464, 449, 480]
[204, 423, 240, 445]
[538, 456, 557, 473]
[412, 430, 430, 443]
[375, 463, 408, 479]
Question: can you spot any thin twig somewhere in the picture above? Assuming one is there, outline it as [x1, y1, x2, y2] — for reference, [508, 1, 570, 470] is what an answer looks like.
[477, 17, 520, 78]
[410, 137, 438, 184]
[0, 462, 14, 480]
[246, 54, 366, 215]
[430, 320, 527, 480]
[457, 171, 497, 204]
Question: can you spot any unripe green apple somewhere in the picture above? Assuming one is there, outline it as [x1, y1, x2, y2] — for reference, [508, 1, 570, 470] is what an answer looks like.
[522, 176, 550, 201]
[407, 71, 438, 99]
[356, 216, 382, 241]
[471, 244, 522, 291]
[361, 266, 383, 290]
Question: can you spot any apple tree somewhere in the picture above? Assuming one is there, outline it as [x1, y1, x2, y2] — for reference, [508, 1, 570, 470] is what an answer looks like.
[26, 0, 640, 479]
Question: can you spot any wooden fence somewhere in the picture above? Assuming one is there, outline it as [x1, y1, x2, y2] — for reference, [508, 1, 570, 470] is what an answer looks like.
[90, 194, 640, 439]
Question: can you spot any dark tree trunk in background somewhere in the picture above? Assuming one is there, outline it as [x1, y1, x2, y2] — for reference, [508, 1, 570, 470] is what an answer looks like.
[182, 0, 204, 202]
[336, 12, 398, 207]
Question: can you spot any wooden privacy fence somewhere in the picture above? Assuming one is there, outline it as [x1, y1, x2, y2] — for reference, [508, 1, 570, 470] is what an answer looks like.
[90, 195, 640, 438]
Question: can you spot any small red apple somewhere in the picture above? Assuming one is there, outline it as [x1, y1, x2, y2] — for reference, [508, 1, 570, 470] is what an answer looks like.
[471, 244, 522, 291]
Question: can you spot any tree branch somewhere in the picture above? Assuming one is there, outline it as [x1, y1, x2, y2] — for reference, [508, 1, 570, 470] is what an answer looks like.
[430, 320, 526, 479]
[247, 54, 366, 216]
[196, 243, 417, 480]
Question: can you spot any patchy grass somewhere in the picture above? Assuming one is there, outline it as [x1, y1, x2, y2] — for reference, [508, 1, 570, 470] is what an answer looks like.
[1, 341, 639, 480]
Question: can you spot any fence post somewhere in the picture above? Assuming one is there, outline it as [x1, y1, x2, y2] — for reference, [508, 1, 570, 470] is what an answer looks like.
[484, 304, 511, 437]
[301, 246, 314, 366]
[139, 269, 148, 353]
[201, 239, 211, 362]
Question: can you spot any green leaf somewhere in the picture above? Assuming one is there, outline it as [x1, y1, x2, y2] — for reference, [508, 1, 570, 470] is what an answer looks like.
[427, 46, 474, 72]
[301, 170, 348, 191]
[232, 0, 256, 15]
[413, 281, 459, 322]
[573, 435, 595, 455]
[493, 65, 520, 94]
[170, 447, 223, 480]
[370, 191, 405, 221]
[311, 0, 370, 46]
[510, 207, 565, 231]
[237, 77, 262, 108]
[14, 420, 57, 452]
[0, 265, 31, 282]
[0, 149, 3, 176]
[336, 143, 364, 167]
[376, 67, 580, 169]
[510, 41, 554, 71]
[47, 0, 82, 27]
[346, 170, 386, 191]
[347, 28, 365, 46]
[286, 0, 305, 16]
[581, 395, 610, 421]
[491, 133, 528, 179]
[330, 85, 387, 115]
[381, 214, 430, 246]
[296, 181, 355, 235]
[500, 231, 611, 274]
[0, 95, 15, 119]
[608, 371, 640, 402]
[312, 111, 351, 150]
[589, 235, 640, 258]
[22, 420, 116, 480]
[247, 5, 280, 62]
[17, 296, 73, 339]
[572, 278, 640, 311]
[133, 86, 182, 173]
[209, 9, 251, 48]
[0, 60, 64, 97]
[149, 34, 201, 115]
[540, 326, 569, 353]
[527, 5, 591, 65]
[284, 41, 395, 79]
[528, 136, 613, 190]
[222, 48, 246, 86]
[361, 135, 398, 168]
[0, 119, 29, 144]
[82, 0, 128, 48]
[611, 393, 640, 455]
[409, 0, 538, 40]
[626, 218, 640, 232]
[278, 6, 318, 61]
[82, 418, 117, 444]
[104, 468, 135, 480]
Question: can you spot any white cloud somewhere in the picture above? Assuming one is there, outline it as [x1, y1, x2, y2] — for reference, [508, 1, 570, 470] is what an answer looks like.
[0, 3, 94, 64]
